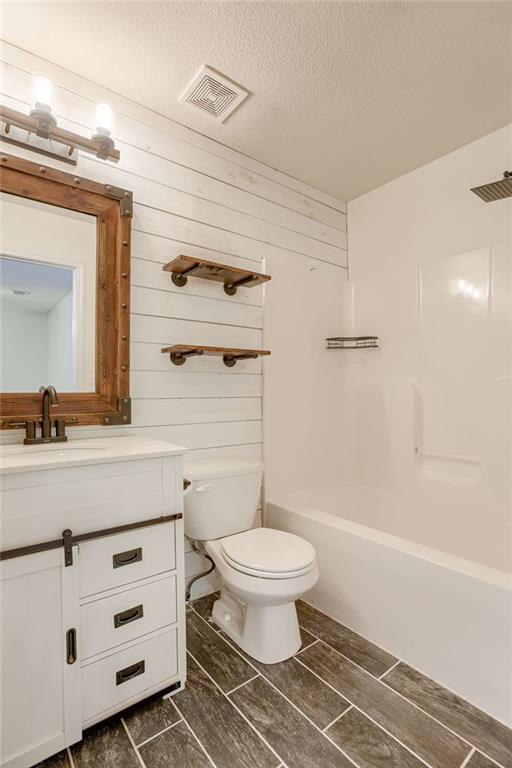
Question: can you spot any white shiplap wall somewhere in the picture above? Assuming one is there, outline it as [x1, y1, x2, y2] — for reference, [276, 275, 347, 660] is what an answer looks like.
[0, 43, 348, 595]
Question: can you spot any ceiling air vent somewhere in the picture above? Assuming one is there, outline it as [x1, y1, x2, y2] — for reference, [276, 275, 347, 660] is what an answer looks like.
[180, 66, 250, 123]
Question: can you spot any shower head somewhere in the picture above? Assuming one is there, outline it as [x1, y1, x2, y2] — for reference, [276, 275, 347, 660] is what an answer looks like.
[471, 171, 512, 202]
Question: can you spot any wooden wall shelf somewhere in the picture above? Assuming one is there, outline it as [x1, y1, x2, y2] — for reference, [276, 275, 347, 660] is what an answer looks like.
[163, 256, 271, 296]
[162, 344, 271, 368]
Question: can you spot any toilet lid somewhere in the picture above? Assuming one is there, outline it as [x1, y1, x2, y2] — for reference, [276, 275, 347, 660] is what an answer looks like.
[220, 528, 316, 579]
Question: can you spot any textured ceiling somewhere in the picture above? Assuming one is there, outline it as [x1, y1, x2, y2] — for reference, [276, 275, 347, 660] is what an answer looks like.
[2, 1, 511, 200]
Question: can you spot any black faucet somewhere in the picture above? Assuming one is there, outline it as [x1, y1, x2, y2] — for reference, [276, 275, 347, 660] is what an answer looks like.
[39, 385, 59, 439]
[9, 385, 77, 444]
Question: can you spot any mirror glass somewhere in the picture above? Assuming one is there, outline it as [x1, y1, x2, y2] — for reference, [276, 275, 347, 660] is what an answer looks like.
[0, 192, 97, 392]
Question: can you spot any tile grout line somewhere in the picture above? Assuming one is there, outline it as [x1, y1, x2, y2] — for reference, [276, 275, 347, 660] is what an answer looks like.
[191, 608, 353, 763]
[297, 637, 320, 653]
[299, 600, 399, 668]
[187, 617, 363, 768]
[186, 648, 289, 768]
[193, 605, 507, 768]
[297, 636, 507, 768]
[66, 747, 76, 768]
[297, 622, 394, 681]
[300, 602, 511, 766]
[136, 717, 184, 748]
[227, 657, 362, 768]
[321, 705, 353, 733]
[121, 717, 147, 768]
[379, 659, 401, 679]
[374, 674, 508, 768]
[225, 672, 261, 696]
[171, 697, 219, 768]
[458, 747, 476, 768]
[293, 655, 435, 768]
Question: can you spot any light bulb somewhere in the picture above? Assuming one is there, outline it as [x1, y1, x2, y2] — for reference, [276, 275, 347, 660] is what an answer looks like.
[31, 74, 54, 114]
[94, 102, 114, 136]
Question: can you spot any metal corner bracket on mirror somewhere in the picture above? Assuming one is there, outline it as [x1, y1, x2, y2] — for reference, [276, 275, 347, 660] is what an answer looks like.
[102, 397, 132, 426]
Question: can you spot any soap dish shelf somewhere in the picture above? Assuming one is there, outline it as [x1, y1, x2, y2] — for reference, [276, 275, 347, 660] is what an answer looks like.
[163, 256, 271, 296]
[326, 336, 379, 349]
[162, 344, 271, 368]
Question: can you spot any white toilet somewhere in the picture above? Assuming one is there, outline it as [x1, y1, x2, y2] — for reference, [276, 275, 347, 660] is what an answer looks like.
[183, 458, 319, 664]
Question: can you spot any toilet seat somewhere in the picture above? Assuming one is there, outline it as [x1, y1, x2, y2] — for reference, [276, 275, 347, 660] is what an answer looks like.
[220, 528, 317, 579]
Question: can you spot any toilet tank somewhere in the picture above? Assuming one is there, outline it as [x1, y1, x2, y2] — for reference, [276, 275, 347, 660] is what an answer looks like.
[183, 458, 263, 541]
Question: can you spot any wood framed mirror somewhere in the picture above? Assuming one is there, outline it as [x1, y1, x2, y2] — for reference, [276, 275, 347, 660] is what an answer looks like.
[0, 152, 132, 428]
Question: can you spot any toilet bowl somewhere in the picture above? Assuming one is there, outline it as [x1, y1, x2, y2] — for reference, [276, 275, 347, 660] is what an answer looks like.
[206, 528, 319, 663]
[183, 458, 319, 664]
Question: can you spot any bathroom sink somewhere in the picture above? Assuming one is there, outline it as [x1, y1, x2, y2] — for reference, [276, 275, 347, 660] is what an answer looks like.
[0, 435, 187, 475]
[3, 444, 109, 457]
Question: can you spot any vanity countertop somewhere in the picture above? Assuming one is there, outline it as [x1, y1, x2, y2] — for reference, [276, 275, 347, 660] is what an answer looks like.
[0, 435, 187, 475]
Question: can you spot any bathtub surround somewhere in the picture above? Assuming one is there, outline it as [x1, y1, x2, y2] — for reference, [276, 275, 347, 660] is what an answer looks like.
[266, 125, 512, 726]
[0, 41, 347, 595]
[344, 123, 511, 565]
[344, 124, 512, 724]
[37, 598, 512, 768]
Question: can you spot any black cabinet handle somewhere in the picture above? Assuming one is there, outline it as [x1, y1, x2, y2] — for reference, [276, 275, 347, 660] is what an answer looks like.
[114, 604, 144, 628]
[66, 628, 77, 664]
[116, 660, 145, 685]
[112, 547, 142, 569]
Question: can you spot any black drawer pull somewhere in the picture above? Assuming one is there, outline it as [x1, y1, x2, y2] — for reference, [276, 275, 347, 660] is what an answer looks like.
[114, 604, 144, 628]
[112, 547, 142, 569]
[116, 660, 145, 685]
[66, 628, 77, 665]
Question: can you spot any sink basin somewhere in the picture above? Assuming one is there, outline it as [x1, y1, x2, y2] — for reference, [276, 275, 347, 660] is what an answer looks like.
[0, 435, 187, 475]
[2, 444, 109, 458]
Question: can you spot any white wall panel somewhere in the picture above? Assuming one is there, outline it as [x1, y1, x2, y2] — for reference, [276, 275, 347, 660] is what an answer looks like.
[131, 286, 263, 329]
[64, 421, 262, 449]
[131, 398, 261, 427]
[131, 315, 262, 347]
[131, 370, 262, 399]
[130, 232, 261, 268]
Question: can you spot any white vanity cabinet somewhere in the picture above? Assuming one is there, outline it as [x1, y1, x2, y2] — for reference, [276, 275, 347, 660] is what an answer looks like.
[0, 436, 187, 768]
[0, 547, 81, 768]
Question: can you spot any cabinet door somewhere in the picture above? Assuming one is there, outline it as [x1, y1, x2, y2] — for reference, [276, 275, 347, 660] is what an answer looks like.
[0, 547, 81, 768]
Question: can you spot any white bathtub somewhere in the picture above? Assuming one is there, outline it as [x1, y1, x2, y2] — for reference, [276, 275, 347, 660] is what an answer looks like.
[267, 484, 512, 726]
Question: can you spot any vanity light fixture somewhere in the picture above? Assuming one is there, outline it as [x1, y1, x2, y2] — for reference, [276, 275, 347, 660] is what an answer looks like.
[29, 74, 56, 138]
[0, 74, 120, 165]
[92, 102, 115, 160]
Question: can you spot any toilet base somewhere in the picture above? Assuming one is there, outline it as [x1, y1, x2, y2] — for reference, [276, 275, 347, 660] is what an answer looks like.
[212, 590, 302, 664]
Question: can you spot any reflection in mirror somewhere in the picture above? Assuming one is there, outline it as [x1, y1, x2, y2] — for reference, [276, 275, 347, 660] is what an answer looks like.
[0, 192, 96, 392]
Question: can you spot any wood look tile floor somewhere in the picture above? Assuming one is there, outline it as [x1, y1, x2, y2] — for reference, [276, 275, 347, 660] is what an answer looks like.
[38, 597, 512, 768]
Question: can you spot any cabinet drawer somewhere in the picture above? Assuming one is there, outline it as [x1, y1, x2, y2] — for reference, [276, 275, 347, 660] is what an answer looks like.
[80, 575, 177, 660]
[82, 628, 178, 723]
[79, 523, 175, 597]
